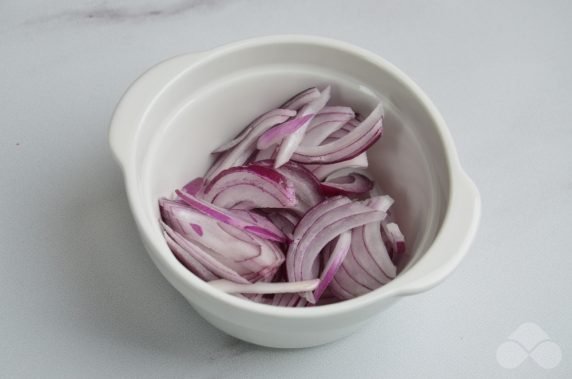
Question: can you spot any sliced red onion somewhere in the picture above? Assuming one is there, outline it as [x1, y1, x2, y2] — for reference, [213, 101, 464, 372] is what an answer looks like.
[201, 165, 296, 209]
[272, 293, 304, 307]
[340, 228, 388, 291]
[182, 177, 205, 196]
[274, 86, 331, 168]
[382, 221, 406, 258]
[283, 195, 352, 290]
[328, 201, 397, 299]
[329, 232, 391, 300]
[290, 104, 383, 164]
[269, 269, 305, 306]
[271, 293, 286, 306]
[254, 146, 276, 161]
[281, 87, 321, 111]
[291, 120, 382, 164]
[162, 223, 250, 284]
[313, 106, 355, 118]
[159, 86, 406, 306]
[344, 118, 360, 129]
[278, 209, 300, 225]
[265, 212, 296, 240]
[176, 190, 287, 242]
[364, 185, 406, 263]
[329, 263, 371, 299]
[301, 114, 353, 147]
[164, 231, 217, 281]
[366, 195, 394, 212]
[297, 208, 386, 304]
[326, 119, 358, 139]
[286, 196, 387, 302]
[340, 241, 381, 290]
[314, 289, 340, 306]
[296, 297, 308, 307]
[160, 202, 284, 280]
[257, 114, 315, 150]
[287, 294, 306, 307]
[229, 209, 290, 242]
[255, 160, 323, 214]
[287, 196, 351, 268]
[301, 108, 354, 146]
[362, 221, 396, 279]
[277, 164, 323, 214]
[320, 173, 374, 196]
[206, 109, 296, 179]
[322, 167, 373, 184]
[209, 279, 319, 294]
[293, 202, 384, 282]
[308, 153, 369, 180]
[296, 105, 381, 156]
[310, 231, 351, 303]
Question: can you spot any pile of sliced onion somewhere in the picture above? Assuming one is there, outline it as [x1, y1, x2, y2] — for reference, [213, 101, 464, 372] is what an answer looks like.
[159, 86, 405, 306]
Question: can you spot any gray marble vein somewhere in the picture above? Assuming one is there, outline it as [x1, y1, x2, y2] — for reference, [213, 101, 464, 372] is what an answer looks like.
[24, 0, 228, 26]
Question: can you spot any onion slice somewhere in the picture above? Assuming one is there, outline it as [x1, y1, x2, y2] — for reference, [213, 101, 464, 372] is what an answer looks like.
[286, 196, 352, 276]
[265, 212, 296, 240]
[253, 146, 276, 161]
[272, 293, 306, 307]
[320, 173, 374, 196]
[291, 122, 381, 164]
[290, 103, 383, 164]
[255, 160, 323, 214]
[164, 231, 217, 281]
[281, 87, 321, 111]
[257, 114, 315, 150]
[209, 279, 319, 294]
[274, 86, 331, 168]
[296, 106, 382, 156]
[327, 197, 396, 299]
[310, 231, 351, 303]
[312, 106, 355, 119]
[329, 264, 371, 300]
[176, 190, 287, 242]
[228, 209, 290, 241]
[158, 86, 407, 307]
[362, 222, 396, 279]
[329, 221, 396, 299]
[159, 202, 285, 280]
[307, 153, 369, 180]
[295, 203, 385, 280]
[382, 221, 406, 259]
[182, 177, 205, 196]
[301, 108, 354, 146]
[162, 223, 250, 284]
[206, 109, 296, 179]
[201, 165, 296, 209]
[286, 196, 388, 302]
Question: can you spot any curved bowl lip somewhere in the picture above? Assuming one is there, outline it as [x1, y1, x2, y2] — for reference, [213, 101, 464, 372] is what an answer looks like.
[111, 34, 480, 319]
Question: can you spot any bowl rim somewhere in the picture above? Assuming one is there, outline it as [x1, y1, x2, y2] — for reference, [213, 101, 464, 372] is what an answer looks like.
[110, 34, 480, 319]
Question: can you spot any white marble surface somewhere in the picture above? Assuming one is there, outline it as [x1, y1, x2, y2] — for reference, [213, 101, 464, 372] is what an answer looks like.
[1, 1, 571, 377]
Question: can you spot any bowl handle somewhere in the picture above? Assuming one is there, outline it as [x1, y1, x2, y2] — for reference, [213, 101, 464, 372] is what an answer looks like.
[108, 52, 207, 168]
[394, 171, 481, 295]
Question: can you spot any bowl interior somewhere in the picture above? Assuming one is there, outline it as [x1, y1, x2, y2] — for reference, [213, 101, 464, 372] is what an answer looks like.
[137, 41, 450, 279]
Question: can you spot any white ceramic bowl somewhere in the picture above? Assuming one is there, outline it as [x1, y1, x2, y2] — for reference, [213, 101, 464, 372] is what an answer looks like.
[109, 35, 480, 348]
